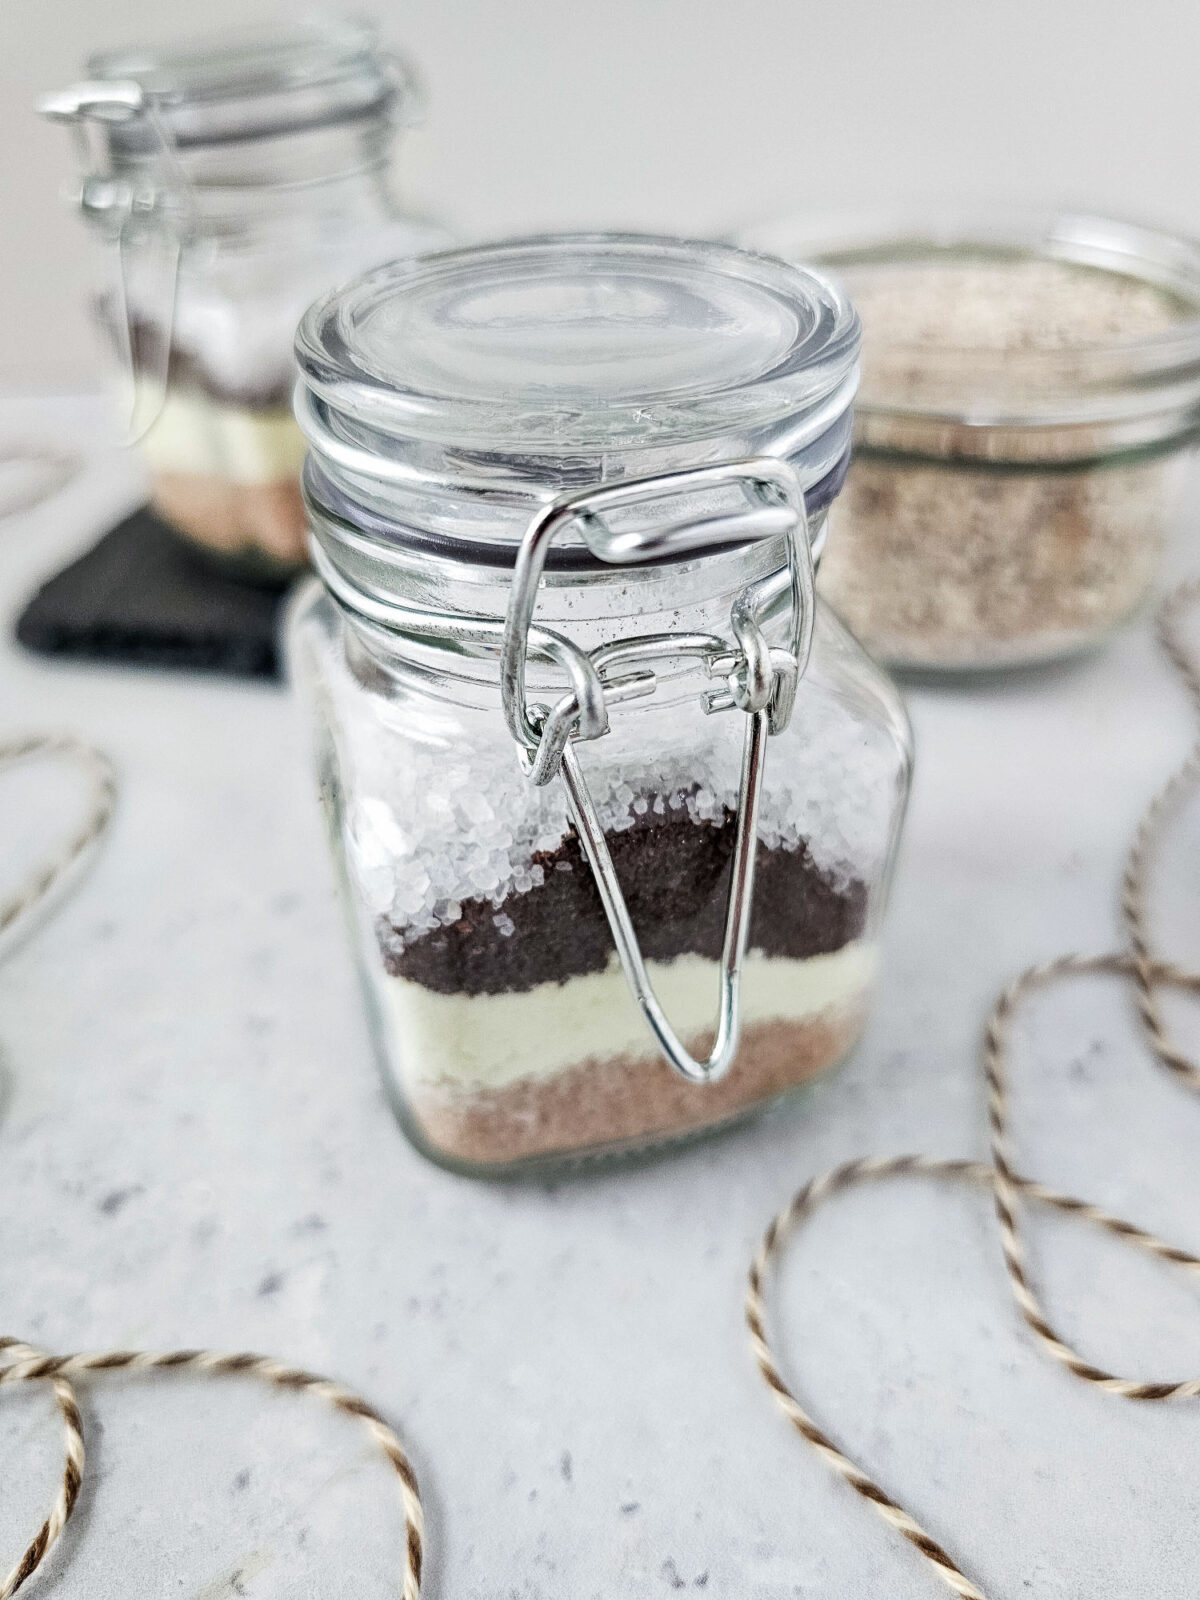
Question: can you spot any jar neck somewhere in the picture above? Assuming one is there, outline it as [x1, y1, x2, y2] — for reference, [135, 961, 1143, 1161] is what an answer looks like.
[326, 511, 825, 714]
[300, 397, 853, 555]
[88, 116, 403, 241]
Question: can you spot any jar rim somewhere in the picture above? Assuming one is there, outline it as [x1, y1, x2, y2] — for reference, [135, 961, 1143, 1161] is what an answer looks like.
[296, 233, 861, 456]
[739, 207, 1200, 434]
[296, 233, 859, 572]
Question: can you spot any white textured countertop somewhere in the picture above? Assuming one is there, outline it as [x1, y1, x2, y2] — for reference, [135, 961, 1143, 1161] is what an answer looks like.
[2, 395, 1199, 1600]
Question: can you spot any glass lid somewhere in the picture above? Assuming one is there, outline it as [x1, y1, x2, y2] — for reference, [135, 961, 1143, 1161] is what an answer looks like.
[296, 233, 861, 455]
[85, 16, 408, 148]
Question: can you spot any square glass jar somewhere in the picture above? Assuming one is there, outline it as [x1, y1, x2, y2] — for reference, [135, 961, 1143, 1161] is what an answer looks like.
[289, 234, 912, 1173]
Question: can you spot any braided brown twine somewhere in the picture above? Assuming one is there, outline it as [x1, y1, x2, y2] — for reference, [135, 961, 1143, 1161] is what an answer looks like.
[0, 736, 425, 1599]
[747, 576, 1200, 1600]
[0, 1343, 424, 1600]
[6, 586, 1198, 1600]
[0, 736, 116, 941]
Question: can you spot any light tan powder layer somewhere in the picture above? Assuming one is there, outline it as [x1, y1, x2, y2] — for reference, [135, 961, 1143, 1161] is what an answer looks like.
[151, 472, 309, 566]
[821, 451, 1183, 667]
[851, 258, 1184, 362]
[818, 255, 1193, 668]
[405, 1007, 864, 1169]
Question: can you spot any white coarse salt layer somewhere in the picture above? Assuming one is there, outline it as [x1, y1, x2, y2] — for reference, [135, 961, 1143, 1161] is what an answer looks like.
[324, 626, 899, 948]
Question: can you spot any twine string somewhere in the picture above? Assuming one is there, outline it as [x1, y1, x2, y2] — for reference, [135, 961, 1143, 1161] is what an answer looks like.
[0, 731, 113, 1600]
[0, 733, 426, 1598]
[0, 1342, 84, 1600]
[0, 735, 116, 941]
[0, 1345, 425, 1600]
[0, 448, 81, 523]
[4, 585, 1198, 1599]
[747, 577, 1200, 1599]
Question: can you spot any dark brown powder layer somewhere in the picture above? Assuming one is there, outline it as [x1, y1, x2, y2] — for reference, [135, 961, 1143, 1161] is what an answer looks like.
[404, 1007, 864, 1168]
[383, 805, 868, 998]
[97, 305, 293, 411]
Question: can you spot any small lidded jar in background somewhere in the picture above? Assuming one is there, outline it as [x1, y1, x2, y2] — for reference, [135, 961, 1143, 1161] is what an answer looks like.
[744, 211, 1200, 671]
[289, 234, 912, 1174]
[40, 18, 446, 578]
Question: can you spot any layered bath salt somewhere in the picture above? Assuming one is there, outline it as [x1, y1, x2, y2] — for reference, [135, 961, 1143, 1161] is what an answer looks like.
[326, 635, 895, 1168]
[131, 219, 446, 570]
[126, 293, 311, 569]
[45, 21, 447, 577]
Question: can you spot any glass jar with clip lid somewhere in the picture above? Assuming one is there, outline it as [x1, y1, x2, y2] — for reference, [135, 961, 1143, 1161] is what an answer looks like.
[289, 233, 913, 1173]
[39, 16, 446, 578]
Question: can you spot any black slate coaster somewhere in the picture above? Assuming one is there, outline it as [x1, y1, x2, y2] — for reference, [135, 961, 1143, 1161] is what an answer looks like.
[15, 505, 292, 680]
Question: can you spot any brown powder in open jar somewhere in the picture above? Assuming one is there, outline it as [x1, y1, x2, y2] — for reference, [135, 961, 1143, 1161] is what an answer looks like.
[818, 257, 1196, 670]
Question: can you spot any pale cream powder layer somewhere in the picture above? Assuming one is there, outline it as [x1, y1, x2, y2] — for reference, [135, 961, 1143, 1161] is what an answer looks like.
[141, 390, 307, 483]
[380, 942, 876, 1092]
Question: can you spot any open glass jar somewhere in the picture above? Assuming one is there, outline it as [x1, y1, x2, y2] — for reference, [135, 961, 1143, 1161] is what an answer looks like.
[743, 211, 1200, 671]
[289, 235, 912, 1174]
[40, 17, 446, 577]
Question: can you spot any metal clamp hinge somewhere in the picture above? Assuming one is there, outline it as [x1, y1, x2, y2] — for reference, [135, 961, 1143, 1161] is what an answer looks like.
[500, 456, 815, 1085]
[38, 80, 194, 444]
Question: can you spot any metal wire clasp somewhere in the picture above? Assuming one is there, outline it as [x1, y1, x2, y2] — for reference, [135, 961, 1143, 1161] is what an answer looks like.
[499, 456, 814, 1085]
[38, 80, 194, 444]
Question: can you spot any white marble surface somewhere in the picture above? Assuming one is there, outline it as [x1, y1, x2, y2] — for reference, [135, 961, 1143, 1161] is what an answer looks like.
[1, 395, 1199, 1600]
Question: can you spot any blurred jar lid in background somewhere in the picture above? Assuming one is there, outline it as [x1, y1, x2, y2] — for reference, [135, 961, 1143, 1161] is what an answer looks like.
[57, 15, 418, 152]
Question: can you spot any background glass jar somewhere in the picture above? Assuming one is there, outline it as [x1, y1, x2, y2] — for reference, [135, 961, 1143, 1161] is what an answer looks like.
[742, 210, 1200, 672]
[40, 17, 447, 578]
[289, 234, 912, 1175]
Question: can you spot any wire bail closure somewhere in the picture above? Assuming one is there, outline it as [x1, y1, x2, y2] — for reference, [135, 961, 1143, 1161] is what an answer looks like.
[38, 80, 193, 444]
[499, 456, 814, 1085]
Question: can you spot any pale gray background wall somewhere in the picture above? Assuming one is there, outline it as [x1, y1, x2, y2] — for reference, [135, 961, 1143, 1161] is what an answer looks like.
[2, 0, 1198, 389]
